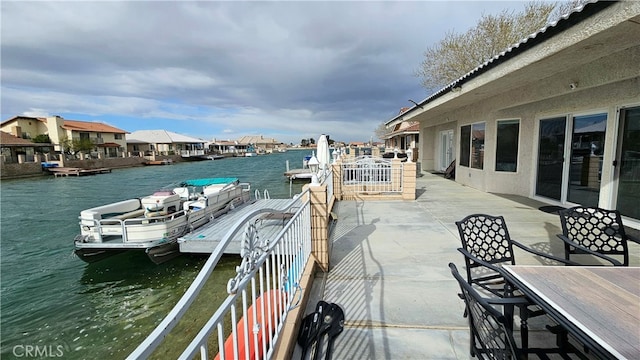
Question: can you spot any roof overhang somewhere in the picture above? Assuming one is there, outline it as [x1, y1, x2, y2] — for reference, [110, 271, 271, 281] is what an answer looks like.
[385, 1, 639, 127]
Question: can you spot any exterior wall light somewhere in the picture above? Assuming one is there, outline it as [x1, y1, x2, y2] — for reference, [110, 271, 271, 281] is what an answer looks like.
[308, 152, 319, 185]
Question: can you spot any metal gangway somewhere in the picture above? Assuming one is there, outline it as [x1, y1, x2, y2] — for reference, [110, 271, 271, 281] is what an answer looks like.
[128, 187, 313, 360]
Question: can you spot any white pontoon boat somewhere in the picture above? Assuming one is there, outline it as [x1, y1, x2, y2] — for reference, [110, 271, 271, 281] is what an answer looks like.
[73, 178, 251, 264]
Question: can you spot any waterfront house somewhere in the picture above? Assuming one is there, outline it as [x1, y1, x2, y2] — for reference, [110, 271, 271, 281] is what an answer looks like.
[384, 108, 420, 162]
[0, 131, 44, 163]
[0, 115, 128, 158]
[385, 1, 640, 228]
[209, 139, 240, 155]
[236, 135, 282, 154]
[126, 129, 206, 157]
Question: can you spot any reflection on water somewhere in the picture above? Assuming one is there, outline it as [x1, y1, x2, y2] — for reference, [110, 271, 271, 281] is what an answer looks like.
[0, 151, 306, 359]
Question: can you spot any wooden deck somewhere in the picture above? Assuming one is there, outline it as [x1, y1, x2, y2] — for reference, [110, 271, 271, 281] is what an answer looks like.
[48, 167, 112, 177]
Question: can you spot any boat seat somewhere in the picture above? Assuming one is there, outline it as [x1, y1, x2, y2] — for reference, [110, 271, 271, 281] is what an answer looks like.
[80, 199, 142, 226]
[111, 209, 146, 220]
[145, 210, 169, 218]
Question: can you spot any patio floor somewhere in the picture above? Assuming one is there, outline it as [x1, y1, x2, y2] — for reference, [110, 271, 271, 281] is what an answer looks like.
[295, 172, 640, 359]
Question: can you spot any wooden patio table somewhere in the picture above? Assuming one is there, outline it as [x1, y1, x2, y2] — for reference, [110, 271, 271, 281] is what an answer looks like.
[501, 265, 640, 360]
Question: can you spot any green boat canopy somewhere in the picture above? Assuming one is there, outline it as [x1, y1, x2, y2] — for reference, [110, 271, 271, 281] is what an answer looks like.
[179, 178, 239, 187]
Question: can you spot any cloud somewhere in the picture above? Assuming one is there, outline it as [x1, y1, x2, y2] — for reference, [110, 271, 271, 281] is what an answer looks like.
[1, 1, 527, 144]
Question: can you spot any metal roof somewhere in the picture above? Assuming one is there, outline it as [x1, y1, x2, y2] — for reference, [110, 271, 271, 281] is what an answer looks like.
[386, 0, 614, 126]
[127, 130, 206, 144]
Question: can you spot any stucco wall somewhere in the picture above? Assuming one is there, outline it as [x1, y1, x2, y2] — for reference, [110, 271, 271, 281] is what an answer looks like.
[420, 74, 639, 200]
[0, 162, 46, 179]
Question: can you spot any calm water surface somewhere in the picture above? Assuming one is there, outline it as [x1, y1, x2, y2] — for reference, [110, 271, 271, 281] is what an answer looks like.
[0, 151, 307, 359]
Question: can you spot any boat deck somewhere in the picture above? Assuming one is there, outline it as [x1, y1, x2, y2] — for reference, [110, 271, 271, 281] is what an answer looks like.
[178, 198, 298, 254]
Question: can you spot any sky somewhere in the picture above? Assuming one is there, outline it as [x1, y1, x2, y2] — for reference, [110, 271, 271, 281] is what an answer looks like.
[1, 1, 531, 145]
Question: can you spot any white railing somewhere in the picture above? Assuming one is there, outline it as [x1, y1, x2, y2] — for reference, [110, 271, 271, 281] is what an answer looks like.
[181, 149, 206, 157]
[128, 189, 312, 360]
[341, 156, 403, 193]
[318, 167, 334, 205]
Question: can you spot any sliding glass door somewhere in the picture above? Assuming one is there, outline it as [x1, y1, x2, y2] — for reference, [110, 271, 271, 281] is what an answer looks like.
[440, 130, 454, 171]
[536, 117, 566, 201]
[615, 106, 640, 220]
[567, 114, 607, 207]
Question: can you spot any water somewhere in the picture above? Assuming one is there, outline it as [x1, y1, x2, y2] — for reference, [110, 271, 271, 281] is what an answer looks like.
[0, 150, 309, 359]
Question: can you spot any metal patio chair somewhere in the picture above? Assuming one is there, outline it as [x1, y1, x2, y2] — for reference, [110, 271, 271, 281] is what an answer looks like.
[449, 263, 586, 360]
[557, 206, 639, 266]
[455, 214, 578, 351]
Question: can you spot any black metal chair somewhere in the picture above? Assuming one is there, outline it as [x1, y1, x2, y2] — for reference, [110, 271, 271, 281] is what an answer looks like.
[455, 214, 577, 351]
[557, 206, 639, 266]
[449, 263, 586, 360]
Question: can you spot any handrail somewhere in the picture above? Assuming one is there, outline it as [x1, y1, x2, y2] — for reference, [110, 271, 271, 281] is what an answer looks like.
[128, 189, 311, 359]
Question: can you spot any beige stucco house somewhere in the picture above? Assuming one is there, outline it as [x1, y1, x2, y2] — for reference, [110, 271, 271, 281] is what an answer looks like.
[0, 131, 45, 163]
[126, 130, 206, 157]
[0, 115, 128, 158]
[384, 108, 420, 161]
[385, 1, 640, 226]
[236, 135, 282, 154]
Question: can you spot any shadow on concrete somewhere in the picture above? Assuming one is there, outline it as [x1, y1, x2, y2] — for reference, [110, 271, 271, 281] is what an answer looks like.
[319, 199, 393, 360]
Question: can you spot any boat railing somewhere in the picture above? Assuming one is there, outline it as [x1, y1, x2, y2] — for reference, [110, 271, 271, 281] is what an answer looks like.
[206, 182, 251, 207]
[85, 209, 188, 243]
[128, 188, 312, 359]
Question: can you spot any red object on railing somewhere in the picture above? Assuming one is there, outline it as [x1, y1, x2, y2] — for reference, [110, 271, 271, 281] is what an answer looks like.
[215, 289, 286, 360]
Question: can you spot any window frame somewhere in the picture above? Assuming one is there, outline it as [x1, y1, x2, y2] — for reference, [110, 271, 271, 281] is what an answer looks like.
[459, 125, 471, 167]
[495, 119, 520, 173]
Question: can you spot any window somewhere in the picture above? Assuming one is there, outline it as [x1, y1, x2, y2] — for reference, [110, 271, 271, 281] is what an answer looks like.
[114, 134, 123, 140]
[460, 125, 471, 167]
[471, 123, 485, 169]
[79, 132, 90, 140]
[96, 133, 102, 138]
[496, 120, 520, 172]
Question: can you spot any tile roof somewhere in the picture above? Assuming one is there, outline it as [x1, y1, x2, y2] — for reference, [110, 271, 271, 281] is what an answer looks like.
[0, 131, 38, 146]
[61, 120, 128, 134]
[0, 116, 46, 127]
[236, 135, 279, 144]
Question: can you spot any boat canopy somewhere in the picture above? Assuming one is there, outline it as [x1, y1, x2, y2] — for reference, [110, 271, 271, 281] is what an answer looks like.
[180, 178, 239, 187]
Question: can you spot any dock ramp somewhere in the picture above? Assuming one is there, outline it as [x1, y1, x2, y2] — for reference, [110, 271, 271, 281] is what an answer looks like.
[178, 198, 298, 254]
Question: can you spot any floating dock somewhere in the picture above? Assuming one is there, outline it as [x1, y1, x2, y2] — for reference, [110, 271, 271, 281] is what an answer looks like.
[47, 167, 112, 177]
[283, 168, 313, 180]
[144, 159, 173, 166]
[178, 198, 298, 254]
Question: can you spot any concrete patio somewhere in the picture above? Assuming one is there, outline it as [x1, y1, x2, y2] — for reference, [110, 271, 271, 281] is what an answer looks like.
[296, 172, 640, 359]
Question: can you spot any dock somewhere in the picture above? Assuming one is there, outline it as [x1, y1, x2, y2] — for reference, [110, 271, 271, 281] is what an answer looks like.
[144, 159, 173, 166]
[283, 168, 313, 180]
[178, 198, 298, 254]
[284, 158, 312, 181]
[47, 167, 112, 177]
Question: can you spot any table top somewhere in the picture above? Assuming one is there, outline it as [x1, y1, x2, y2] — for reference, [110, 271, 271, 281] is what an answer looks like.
[502, 266, 640, 360]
